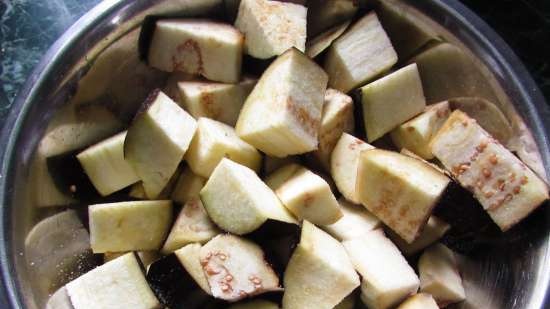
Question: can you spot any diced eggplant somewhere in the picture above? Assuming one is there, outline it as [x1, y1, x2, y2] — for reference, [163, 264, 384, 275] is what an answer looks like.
[430, 110, 549, 231]
[265, 163, 303, 191]
[323, 197, 381, 241]
[148, 19, 243, 83]
[409, 43, 499, 105]
[283, 221, 360, 309]
[89, 200, 172, 253]
[270, 165, 343, 225]
[200, 158, 297, 235]
[262, 155, 301, 176]
[333, 293, 356, 309]
[103, 251, 159, 272]
[227, 299, 280, 309]
[25, 211, 97, 302]
[449, 97, 513, 145]
[235, 0, 306, 59]
[45, 287, 73, 309]
[343, 229, 419, 309]
[171, 167, 207, 205]
[77, 131, 139, 196]
[390, 101, 450, 159]
[200, 234, 281, 301]
[375, 0, 439, 59]
[387, 216, 450, 256]
[356, 149, 450, 243]
[396, 293, 439, 309]
[306, 21, 351, 59]
[124, 90, 197, 198]
[324, 12, 398, 93]
[129, 182, 147, 199]
[66, 253, 160, 309]
[172, 78, 256, 126]
[147, 254, 224, 309]
[162, 197, 221, 254]
[400, 148, 450, 177]
[307, 0, 358, 36]
[360, 63, 426, 142]
[175, 243, 211, 294]
[312, 88, 355, 169]
[330, 133, 375, 203]
[186, 117, 262, 178]
[419, 244, 466, 306]
[236, 48, 328, 157]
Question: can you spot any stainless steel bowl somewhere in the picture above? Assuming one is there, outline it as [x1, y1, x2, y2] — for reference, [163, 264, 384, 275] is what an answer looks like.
[1, 0, 549, 308]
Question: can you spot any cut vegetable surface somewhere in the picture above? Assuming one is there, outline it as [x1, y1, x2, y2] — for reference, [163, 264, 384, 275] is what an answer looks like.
[307, 0, 358, 36]
[199, 234, 281, 301]
[124, 90, 197, 198]
[343, 229, 419, 309]
[175, 243, 211, 294]
[171, 166, 206, 204]
[66, 253, 159, 309]
[200, 158, 297, 235]
[325, 12, 398, 93]
[397, 293, 439, 309]
[306, 21, 351, 59]
[271, 165, 342, 225]
[430, 110, 549, 231]
[390, 101, 450, 159]
[331, 133, 375, 203]
[148, 19, 243, 83]
[419, 244, 466, 306]
[323, 198, 381, 241]
[283, 221, 360, 309]
[313, 88, 355, 169]
[361, 63, 426, 142]
[173, 78, 255, 126]
[77, 131, 139, 196]
[89, 200, 172, 253]
[235, 0, 306, 59]
[162, 197, 220, 253]
[356, 149, 450, 243]
[388, 216, 450, 256]
[186, 117, 262, 178]
[236, 48, 328, 157]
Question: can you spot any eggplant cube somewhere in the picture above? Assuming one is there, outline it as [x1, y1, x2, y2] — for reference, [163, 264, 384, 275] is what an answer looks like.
[388, 216, 450, 256]
[186, 117, 262, 178]
[124, 90, 197, 198]
[397, 293, 439, 309]
[324, 12, 398, 93]
[235, 0, 306, 59]
[430, 110, 549, 231]
[174, 78, 255, 126]
[200, 234, 281, 301]
[236, 48, 328, 157]
[271, 166, 343, 225]
[89, 200, 172, 253]
[77, 131, 139, 196]
[200, 158, 297, 235]
[175, 243, 211, 294]
[314, 88, 355, 169]
[307, 0, 357, 36]
[419, 244, 466, 306]
[360, 63, 426, 142]
[162, 197, 220, 254]
[390, 101, 450, 159]
[306, 21, 351, 59]
[66, 253, 159, 309]
[343, 229, 419, 309]
[356, 149, 450, 243]
[148, 19, 243, 83]
[323, 198, 381, 241]
[283, 221, 360, 309]
[331, 133, 375, 203]
[171, 167, 206, 205]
